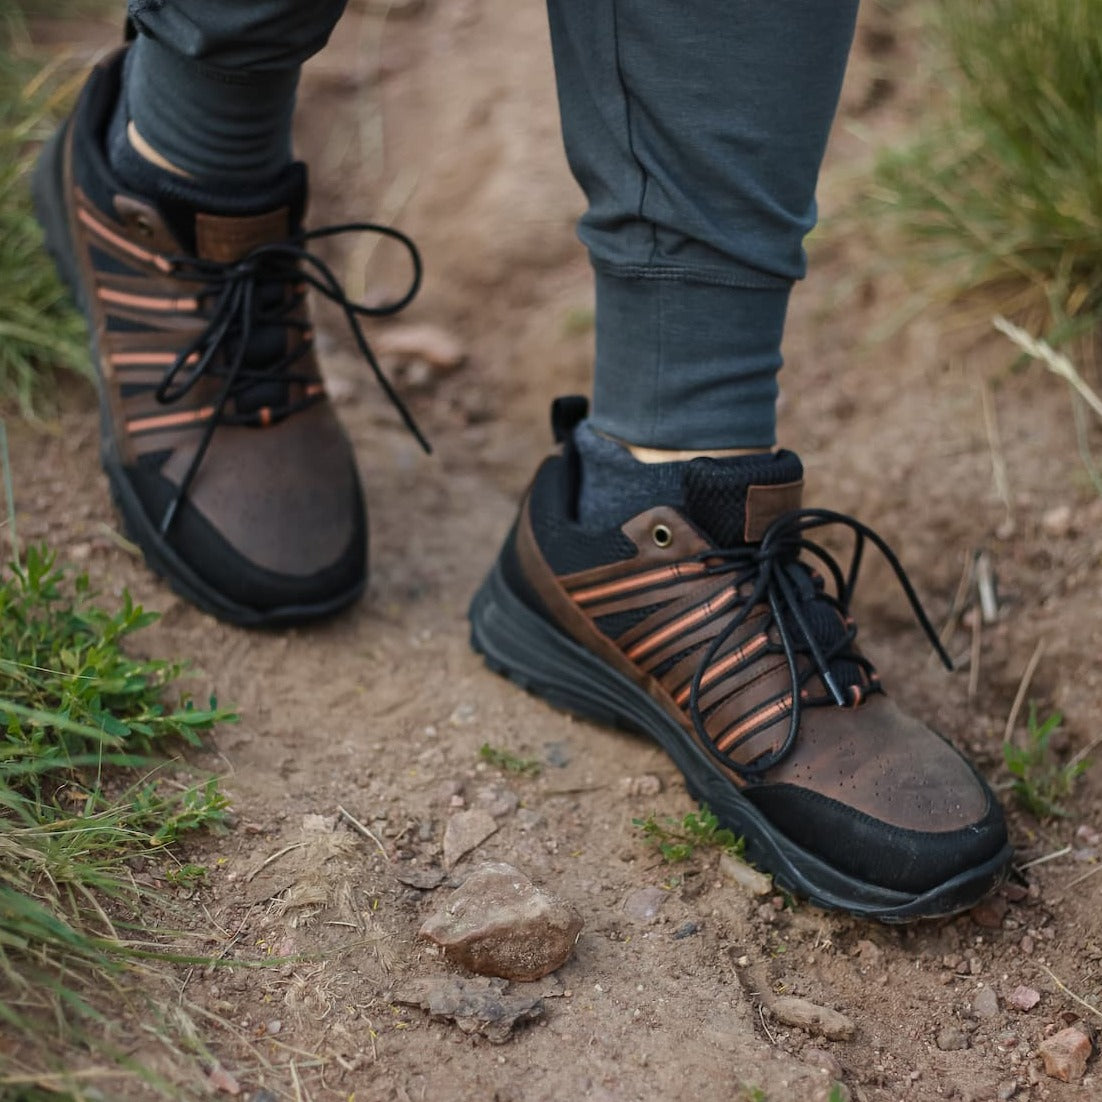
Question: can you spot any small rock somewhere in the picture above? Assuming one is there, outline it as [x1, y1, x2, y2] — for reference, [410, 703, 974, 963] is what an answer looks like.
[1038, 1023, 1092, 1083]
[265, 1019, 281, 1036]
[936, 1026, 970, 1052]
[249, 1092, 279, 1102]
[207, 1065, 241, 1095]
[475, 783, 519, 819]
[804, 1047, 844, 1079]
[672, 921, 699, 940]
[394, 865, 446, 890]
[375, 323, 466, 371]
[719, 852, 772, 896]
[395, 975, 542, 1044]
[544, 741, 571, 768]
[622, 886, 666, 923]
[1040, 504, 1074, 539]
[1007, 985, 1040, 1012]
[996, 1080, 1018, 1100]
[973, 986, 1000, 1019]
[443, 809, 498, 869]
[769, 996, 855, 1041]
[854, 939, 883, 965]
[620, 774, 663, 797]
[419, 862, 583, 981]
[970, 896, 1008, 929]
[301, 813, 335, 833]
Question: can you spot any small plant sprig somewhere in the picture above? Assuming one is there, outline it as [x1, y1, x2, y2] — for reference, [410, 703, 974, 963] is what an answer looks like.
[1003, 704, 1088, 819]
[633, 807, 744, 863]
[478, 742, 542, 776]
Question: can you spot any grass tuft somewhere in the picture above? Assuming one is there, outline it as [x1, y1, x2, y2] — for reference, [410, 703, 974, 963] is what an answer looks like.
[860, 0, 1102, 344]
[0, 545, 236, 1094]
[0, 1, 90, 419]
[1003, 704, 1088, 820]
[633, 807, 744, 864]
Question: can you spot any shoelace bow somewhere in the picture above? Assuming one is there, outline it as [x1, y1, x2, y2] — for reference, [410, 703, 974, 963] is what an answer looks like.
[153, 222, 429, 535]
[686, 507, 952, 779]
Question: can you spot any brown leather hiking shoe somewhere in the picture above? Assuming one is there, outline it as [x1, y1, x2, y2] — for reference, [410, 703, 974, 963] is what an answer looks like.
[469, 398, 1012, 920]
[32, 50, 426, 625]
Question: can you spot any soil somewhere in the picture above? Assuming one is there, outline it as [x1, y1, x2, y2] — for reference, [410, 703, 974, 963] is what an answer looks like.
[8, 2, 1102, 1100]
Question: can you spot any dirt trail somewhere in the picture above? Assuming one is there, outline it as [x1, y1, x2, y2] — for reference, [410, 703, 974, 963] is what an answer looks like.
[9, 3, 1102, 1099]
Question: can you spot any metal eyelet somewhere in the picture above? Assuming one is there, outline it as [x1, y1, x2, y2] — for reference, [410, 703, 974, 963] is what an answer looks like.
[131, 214, 154, 239]
[651, 523, 673, 548]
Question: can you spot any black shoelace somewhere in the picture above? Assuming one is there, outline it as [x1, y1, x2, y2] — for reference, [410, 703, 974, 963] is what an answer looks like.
[687, 508, 952, 779]
[153, 222, 429, 535]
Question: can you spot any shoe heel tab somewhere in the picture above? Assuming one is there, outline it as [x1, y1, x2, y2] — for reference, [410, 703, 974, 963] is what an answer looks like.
[550, 395, 588, 443]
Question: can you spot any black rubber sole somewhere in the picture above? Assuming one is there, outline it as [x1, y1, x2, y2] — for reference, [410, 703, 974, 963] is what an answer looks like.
[31, 124, 364, 628]
[469, 559, 1012, 922]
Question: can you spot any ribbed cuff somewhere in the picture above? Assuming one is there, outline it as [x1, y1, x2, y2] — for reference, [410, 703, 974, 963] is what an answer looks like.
[589, 267, 788, 450]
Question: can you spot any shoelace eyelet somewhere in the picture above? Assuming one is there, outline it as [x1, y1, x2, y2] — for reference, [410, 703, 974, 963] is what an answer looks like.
[652, 523, 673, 549]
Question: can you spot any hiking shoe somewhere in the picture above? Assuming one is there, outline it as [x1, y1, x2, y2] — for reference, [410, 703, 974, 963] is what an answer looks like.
[469, 398, 1011, 920]
[32, 49, 426, 626]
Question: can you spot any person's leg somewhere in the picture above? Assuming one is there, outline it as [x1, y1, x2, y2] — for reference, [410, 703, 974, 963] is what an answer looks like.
[118, 1, 347, 183]
[468, 0, 1011, 919]
[33, 3, 423, 625]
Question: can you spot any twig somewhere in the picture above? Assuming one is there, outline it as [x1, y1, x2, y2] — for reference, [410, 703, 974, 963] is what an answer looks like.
[1064, 863, 1102, 890]
[337, 804, 389, 861]
[1040, 964, 1102, 1023]
[245, 842, 307, 883]
[967, 610, 982, 702]
[994, 315, 1102, 420]
[758, 1003, 777, 1045]
[974, 550, 999, 624]
[938, 549, 974, 652]
[979, 377, 1013, 527]
[1003, 638, 1046, 745]
[1018, 845, 1071, 871]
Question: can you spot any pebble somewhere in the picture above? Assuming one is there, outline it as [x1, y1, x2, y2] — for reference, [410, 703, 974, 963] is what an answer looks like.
[1037, 1022, 1092, 1083]
[1040, 504, 1074, 539]
[475, 783, 519, 819]
[265, 1019, 281, 1036]
[623, 886, 666, 923]
[970, 896, 1008, 929]
[804, 1047, 844, 1079]
[973, 986, 1000, 1019]
[672, 921, 699, 940]
[1007, 985, 1040, 1012]
[207, 1065, 241, 1095]
[769, 996, 855, 1041]
[375, 323, 466, 371]
[996, 1081, 1018, 1100]
[443, 809, 499, 869]
[719, 852, 772, 896]
[394, 865, 446, 890]
[936, 1026, 970, 1051]
[419, 862, 583, 981]
[619, 774, 663, 797]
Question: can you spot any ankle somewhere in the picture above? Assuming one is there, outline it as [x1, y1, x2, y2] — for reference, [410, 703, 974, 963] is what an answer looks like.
[624, 441, 776, 463]
[126, 121, 193, 179]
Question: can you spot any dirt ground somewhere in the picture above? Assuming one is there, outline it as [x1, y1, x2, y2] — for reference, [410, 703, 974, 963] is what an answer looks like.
[8, 2, 1102, 1100]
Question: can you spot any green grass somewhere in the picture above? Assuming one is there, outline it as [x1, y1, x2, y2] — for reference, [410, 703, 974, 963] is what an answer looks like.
[861, 0, 1102, 345]
[633, 807, 744, 864]
[0, 544, 236, 1095]
[478, 742, 542, 777]
[1003, 704, 1089, 819]
[0, 1, 90, 419]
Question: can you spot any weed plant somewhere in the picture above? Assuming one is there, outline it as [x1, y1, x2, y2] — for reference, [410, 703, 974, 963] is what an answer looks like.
[863, 0, 1102, 344]
[633, 807, 744, 864]
[1003, 704, 1088, 819]
[0, 1, 89, 418]
[0, 546, 234, 1093]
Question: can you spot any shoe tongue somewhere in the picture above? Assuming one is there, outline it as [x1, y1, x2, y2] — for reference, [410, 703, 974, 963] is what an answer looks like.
[681, 450, 804, 546]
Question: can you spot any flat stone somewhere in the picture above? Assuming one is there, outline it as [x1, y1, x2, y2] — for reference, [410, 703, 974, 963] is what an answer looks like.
[936, 1025, 970, 1051]
[769, 996, 855, 1041]
[394, 975, 542, 1044]
[394, 865, 445, 890]
[973, 986, 1000, 1019]
[419, 862, 583, 981]
[1038, 1023, 1092, 1083]
[970, 896, 1008, 929]
[1007, 985, 1040, 1012]
[443, 809, 498, 869]
[622, 886, 666, 923]
[474, 783, 519, 819]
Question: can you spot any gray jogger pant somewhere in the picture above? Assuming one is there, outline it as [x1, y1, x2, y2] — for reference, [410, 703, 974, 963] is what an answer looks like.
[125, 0, 859, 448]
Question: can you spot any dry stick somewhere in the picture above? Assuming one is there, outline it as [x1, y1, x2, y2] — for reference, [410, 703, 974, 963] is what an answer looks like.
[1018, 845, 1071, 871]
[979, 376, 1014, 529]
[974, 550, 999, 624]
[337, 804, 389, 861]
[1065, 862, 1102, 890]
[1039, 964, 1102, 1023]
[937, 548, 975, 653]
[245, 841, 308, 883]
[1003, 638, 1046, 745]
[967, 611, 982, 703]
[758, 1003, 777, 1045]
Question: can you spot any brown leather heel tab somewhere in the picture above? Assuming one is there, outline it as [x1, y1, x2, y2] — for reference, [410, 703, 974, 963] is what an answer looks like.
[745, 480, 803, 542]
[196, 208, 290, 263]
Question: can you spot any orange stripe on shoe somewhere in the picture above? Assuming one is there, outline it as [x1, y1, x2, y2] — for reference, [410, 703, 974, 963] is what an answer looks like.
[111, 351, 200, 368]
[77, 206, 173, 272]
[126, 406, 215, 434]
[303, 383, 325, 397]
[625, 584, 739, 662]
[715, 694, 792, 754]
[99, 287, 200, 313]
[674, 632, 770, 707]
[570, 561, 708, 605]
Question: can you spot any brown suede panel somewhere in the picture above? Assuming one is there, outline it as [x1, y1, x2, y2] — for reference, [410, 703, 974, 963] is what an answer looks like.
[745, 479, 803, 541]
